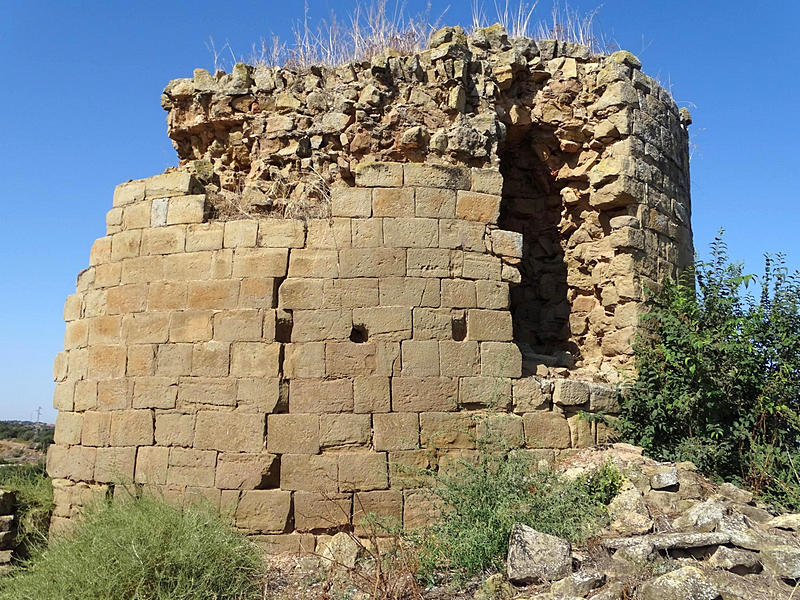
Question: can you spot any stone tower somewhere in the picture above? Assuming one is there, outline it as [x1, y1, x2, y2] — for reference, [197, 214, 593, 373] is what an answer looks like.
[49, 26, 692, 549]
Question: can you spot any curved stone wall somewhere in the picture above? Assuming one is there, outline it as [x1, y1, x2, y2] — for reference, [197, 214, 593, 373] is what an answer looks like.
[49, 27, 692, 548]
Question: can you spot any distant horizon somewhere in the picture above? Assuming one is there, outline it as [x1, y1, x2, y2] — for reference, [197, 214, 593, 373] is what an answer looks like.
[2, 0, 799, 422]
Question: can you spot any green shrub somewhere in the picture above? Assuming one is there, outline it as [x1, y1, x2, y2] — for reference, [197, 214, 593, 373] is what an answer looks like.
[0, 462, 53, 551]
[414, 441, 622, 581]
[620, 233, 800, 509]
[0, 494, 265, 600]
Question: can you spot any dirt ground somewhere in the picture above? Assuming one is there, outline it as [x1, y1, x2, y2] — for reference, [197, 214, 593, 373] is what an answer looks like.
[0, 440, 45, 465]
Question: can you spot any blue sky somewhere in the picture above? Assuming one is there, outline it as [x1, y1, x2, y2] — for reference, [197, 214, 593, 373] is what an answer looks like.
[1, 0, 798, 423]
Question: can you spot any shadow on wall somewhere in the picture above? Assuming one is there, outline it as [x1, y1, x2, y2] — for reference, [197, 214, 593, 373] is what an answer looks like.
[498, 123, 576, 374]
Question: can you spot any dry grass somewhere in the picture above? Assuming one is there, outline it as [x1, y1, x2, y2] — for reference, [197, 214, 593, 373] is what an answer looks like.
[231, 0, 607, 71]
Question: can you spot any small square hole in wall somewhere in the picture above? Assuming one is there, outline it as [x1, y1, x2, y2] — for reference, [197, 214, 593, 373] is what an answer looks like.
[350, 325, 369, 343]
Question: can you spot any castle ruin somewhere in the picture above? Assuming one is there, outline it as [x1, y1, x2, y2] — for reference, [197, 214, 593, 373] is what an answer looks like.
[48, 25, 692, 550]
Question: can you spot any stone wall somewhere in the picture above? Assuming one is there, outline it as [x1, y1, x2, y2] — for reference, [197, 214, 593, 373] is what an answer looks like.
[0, 489, 18, 572]
[48, 26, 692, 547]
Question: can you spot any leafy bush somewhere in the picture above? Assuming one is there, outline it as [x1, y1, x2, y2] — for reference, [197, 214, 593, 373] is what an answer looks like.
[620, 234, 800, 509]
[0, 494, 265, 600]
[0, 462, 53, 551]
[0, 422, 54, 450]
[414, 441, 622, 580]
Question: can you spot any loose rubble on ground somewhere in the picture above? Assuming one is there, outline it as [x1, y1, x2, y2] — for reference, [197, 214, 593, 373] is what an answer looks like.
[264, 444, 800, 599]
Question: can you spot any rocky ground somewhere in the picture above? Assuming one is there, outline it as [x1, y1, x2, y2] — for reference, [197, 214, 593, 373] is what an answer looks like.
[0, 441, 45, 466]
[261, 444, 800, 599]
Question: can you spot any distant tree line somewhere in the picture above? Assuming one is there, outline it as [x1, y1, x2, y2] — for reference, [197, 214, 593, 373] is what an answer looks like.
[0, 421, 55, 449]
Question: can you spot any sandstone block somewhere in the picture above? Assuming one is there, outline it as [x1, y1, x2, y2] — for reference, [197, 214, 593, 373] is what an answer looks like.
[106, 284, 148, 315]
[292, 309, 352, 342]
[288, 249, 339, 278]
[589, 383, 621, 413]
[355, 162, 403, 187]
[266, 414, 319, 454]
[147, 282, 186, 311]
[438, 219, 486, 252]
[223, 220, 258, 248]
[169, 310, 213, 342]
[63, 293, 83, 321]
[237, 378, 281, 414]
[404, 163, 470, 190]
[351, 218, 383, 248]
[552, 379, 590, 406]
[167, 195, 206, 224]
[441, 279, 476, 308]
[476, 414, 525, 447]
[383, 218, 438, 248]
[513, 378, 551, 412]
[236, 490, 292, 533]
[480, 342, 523, 377]
[475, 280, 509, 309]
[374, 413, 419, 451]
[353, 377, 391, 413]
[232, 248, 288, 278]
[406, 249, 453, 278]
[471, 168, 503, 194]
[162, 252, 213, 281]
[523, 412, 571, 449]
[467, 310, 513, 341]
[568, 414, 594, 448]
[293, 492, 351, 532]
[459, 377, 512, 408]
[290, 378, 353, 413]
[279, 342, 322, 378]
[379, 277, 439, 307]
[320, 414, 371, 448]
[81, 411, 111, 446]
[280, 454, 338, 493]
[195, 411, 265, 453]
[177, 377, 236, 406]
[64, 321, 88, 350]
[110, 410, 153, 446]
[213, 309, 263, 341]
[326, 342, 377, 377]
[439, 341, 479, 376]
[420, 413, 475, 449]
[141, 226, 185, 255]
[94, 447, 136, 483]
[186, 223, 224, 251]
[90, 237, 112, 265]
[97, 379, 130, 411]
[339, 452, 389, 492]
[353, 307, 412, 340]
[339, 248, 405, 277]
[490, 229, 523, 258]
[251, 534, 316, 555]
[135, 446, 169, 484]
[306, 218, 351, 249]
[257, 219, 305, 248]
[278, 278, 324, 309]
[412, 307, 461, 340]
[47, 445, 95, 481]
[54, 412, 83, 446]
[352, 490, 403, 534]
[155, 344, 192, 376]
[462, 253, 502, 280]
[391, 377, 457, 412]
[230, 342, 280, 377]
[155, 413, 195, 446]
[187, 280, 239, 310]
[372, 188, 415, 217]
[111, 230, 141, 261]
[113, 180, 145, 207]
[415, 187, 456, 218]
[401, 340, 440, 376]
[167, 447, 217, 487]
[323, 278, 379, 308]
[456, 191, 501, 223]
[132, 377, 178, 409]
[122, 313, 170, 344]
[216, 452, 279, 489]
[88, 345, 127, 379]
[145, 172, 200, 198]
[331, 187, 372, 217]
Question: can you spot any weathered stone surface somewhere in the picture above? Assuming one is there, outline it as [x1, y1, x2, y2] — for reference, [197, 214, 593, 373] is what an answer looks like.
[507, 524, 572, 584]
[637, 566, 720, 600]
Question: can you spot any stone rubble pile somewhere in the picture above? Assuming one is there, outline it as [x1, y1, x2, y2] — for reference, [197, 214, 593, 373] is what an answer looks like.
[501, 444, 800, 599]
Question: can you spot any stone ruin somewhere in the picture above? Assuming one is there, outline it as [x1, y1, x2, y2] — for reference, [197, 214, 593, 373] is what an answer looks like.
[48, 25, 692, 550]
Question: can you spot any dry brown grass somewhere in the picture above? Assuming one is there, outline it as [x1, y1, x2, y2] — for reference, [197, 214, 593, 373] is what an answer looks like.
[234, 0, 607, 71]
